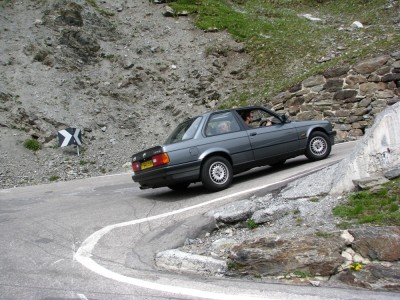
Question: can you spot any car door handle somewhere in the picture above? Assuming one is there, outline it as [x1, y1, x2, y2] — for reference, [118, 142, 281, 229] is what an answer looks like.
[250, 132, 257, 136]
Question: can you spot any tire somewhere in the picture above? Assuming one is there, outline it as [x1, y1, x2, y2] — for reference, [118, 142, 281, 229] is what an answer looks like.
[305, 131, 331, 161]
[167, 183, 190, 191]
[201, 156, 233, 192]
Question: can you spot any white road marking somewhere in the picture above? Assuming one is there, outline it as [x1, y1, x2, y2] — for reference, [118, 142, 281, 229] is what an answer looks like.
[77, 293, 88, 300]
[51, 259, 64, 266]
[74, 169, 330, 299]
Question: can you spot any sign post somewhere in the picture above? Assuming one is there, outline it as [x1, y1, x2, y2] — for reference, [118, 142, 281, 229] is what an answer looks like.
[57, 128, 82, 156]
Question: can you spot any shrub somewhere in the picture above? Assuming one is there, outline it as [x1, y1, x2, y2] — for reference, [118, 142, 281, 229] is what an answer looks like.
[49, 175, 60, 181]
[227, 260, 239, 270]
[23, 139, 41, 152]
[246, 219, 258, 229]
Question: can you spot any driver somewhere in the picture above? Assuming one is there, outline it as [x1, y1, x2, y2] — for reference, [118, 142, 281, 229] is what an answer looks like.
[241, 111, 272, 127]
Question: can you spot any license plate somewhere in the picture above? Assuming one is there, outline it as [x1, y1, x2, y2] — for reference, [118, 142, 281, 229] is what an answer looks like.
[141, 160, 153, 170]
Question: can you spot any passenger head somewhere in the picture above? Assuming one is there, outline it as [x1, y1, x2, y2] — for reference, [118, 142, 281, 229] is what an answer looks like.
[217, 121, 230, 133]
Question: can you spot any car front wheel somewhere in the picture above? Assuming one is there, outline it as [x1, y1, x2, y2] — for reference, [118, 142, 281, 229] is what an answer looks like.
[305, 131, 331, 161]
[201, 156, 233, 192]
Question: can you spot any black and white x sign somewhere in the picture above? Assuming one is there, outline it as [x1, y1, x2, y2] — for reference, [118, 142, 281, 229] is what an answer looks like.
[58, 128, 82, 147]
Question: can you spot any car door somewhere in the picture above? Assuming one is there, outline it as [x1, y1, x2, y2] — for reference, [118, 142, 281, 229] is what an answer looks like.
[198, 111, 254, 167]
[243, 108, 299, 162]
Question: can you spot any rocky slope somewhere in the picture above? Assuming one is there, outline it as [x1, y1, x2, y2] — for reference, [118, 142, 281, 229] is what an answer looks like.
[0, 0, 251, 188]
[154, 102, 400, 291]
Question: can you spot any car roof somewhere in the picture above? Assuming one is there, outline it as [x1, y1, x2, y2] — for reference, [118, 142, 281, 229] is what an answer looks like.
[199, 106, 266, 117]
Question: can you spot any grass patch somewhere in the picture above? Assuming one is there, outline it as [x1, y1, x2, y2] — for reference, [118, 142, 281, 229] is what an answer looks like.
[23, 139, 41, 152]
[79, 159, 88, 166]
[49, 175, 60, 181]
[227, 260, 240, 270]
[292, 270, 314, 278]
[170, 0, 400, 106]
[333, 178, 400, 226]
[315, 231, 333, 238]
[336, 221, 353, 230]
[246, 219, 258, 229]
[295, 217, 304, 226]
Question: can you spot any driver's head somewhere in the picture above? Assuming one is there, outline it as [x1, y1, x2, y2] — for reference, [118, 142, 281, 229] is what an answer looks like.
[244, 111, 253, 124]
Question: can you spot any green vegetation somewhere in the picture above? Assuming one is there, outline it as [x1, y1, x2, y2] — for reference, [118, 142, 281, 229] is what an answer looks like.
[295, 217, 304, 226]
[246, 218, 258, 229]
[227, 260, 240, 270]
[79, 159, 88, 166]
[336, 221, 352, 230]
[49, 175, 60, 181]
[333, 178, 400, 226]
[170, 0, 400, 107]
[292, 270, 314, 278]
[205, 45, 229, 57]
[351, 262, 364, 271]
[85, 0, 115, 17]
[315, 231, 333, 238]
[23, 139, 41, 152]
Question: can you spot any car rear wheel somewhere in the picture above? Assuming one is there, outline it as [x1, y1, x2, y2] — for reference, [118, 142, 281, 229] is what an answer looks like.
[168, 183, 190, 191]
[305, 131, 331, 161]
[201, 156, 233, 192]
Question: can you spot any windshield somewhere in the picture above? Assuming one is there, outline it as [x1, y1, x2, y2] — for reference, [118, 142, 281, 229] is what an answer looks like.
[164, 117, 202, 145]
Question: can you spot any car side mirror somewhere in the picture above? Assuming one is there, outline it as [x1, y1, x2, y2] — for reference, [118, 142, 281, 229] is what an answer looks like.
[280, 114, 290, 123]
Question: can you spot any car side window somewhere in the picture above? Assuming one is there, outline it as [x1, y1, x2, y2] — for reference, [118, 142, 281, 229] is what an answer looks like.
[164, 117, 202, 144]
[205, 112, 241, 136]
[238, 108, 281, 128]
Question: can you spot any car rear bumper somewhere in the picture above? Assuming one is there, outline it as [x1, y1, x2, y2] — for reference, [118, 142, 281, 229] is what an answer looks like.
[132, 161, 201, 189]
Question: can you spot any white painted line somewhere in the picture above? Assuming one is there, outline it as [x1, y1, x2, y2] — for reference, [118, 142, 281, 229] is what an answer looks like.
[74, 168, 330, 299]
[51, 259, 63, 266]
[77, 293, 88, 300]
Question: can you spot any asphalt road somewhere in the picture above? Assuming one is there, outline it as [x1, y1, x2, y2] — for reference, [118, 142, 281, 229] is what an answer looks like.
[1, 141, 399, 300]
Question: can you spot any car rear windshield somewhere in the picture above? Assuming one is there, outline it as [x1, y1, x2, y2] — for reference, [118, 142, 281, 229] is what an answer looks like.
[164, 117, 202, 145]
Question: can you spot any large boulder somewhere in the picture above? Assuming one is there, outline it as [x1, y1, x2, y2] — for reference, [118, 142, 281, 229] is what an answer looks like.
[229, 233, 346, 276]
[155, 249, 227, 275]
[349, 227, 400, 261]
[335, 262, 400, 291]
[206, 199, 261, 223]
[353, 55, 391, 75]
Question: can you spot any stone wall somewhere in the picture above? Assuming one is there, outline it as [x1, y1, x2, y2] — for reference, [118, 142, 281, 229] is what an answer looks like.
[271, 51, 400, 142]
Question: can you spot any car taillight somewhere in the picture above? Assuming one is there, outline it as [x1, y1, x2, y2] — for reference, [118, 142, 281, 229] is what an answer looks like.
[132, 153, 170, 172]
[152, 153, 170, 167]
[132, 161, 140, 172]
